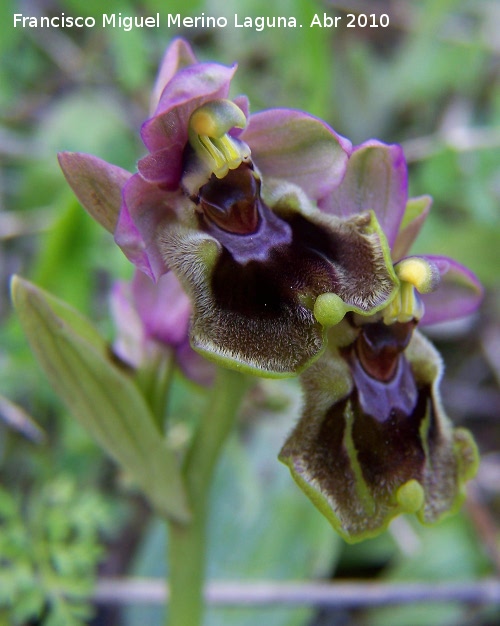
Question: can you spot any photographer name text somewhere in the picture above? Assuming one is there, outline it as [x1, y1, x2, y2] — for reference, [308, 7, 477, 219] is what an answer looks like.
[13, 12, 390, 32]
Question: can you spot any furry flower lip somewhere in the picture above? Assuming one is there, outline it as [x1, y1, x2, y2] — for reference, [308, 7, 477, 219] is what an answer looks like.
[58, 38, 400, 377]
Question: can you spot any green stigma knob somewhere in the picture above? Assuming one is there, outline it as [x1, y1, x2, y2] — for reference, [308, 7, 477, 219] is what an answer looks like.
[396, 479, 425, 514]
[313, 293, 349, 327]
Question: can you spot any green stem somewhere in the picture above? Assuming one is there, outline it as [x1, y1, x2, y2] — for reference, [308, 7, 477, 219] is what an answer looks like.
[150, 352, 175, 432]
[136, 351, 175, 434]
[166, 367, 248, 626]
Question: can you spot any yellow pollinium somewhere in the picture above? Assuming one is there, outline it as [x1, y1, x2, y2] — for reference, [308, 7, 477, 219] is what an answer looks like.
[190, 99, 246, 136]
[383, 257, 440, 325]
[188, 99, 250, 179]
[395, 257, 439, 294]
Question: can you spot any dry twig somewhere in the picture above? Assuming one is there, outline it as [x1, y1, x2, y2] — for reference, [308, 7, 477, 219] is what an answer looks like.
[92, 578, 500, 607]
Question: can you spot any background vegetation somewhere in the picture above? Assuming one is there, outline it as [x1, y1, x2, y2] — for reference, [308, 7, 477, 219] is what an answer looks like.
[1, 0, 499, 624]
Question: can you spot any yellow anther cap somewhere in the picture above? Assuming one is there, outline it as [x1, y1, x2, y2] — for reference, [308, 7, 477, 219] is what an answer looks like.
[395, 257, 440, 294]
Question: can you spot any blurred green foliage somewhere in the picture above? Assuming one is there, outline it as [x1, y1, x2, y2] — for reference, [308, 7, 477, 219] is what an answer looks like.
[125, 382, 341, 626]
[1, 0, 499, 624]
[0, 477, 115, 625]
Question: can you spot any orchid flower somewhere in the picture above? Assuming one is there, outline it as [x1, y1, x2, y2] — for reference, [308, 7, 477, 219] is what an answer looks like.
[58, 39, 400, 379]
[279, 141, 483, 542]
[56, 38, 483, 544]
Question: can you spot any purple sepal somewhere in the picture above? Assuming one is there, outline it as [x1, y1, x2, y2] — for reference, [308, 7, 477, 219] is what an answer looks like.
[241, 109, 352, 200]
[319, 140, 408, 248]
[57, 152, 131, 233]
[150, 38, 198, 115]
[419, 255, 484, 325]
[114, 174, 178, 281]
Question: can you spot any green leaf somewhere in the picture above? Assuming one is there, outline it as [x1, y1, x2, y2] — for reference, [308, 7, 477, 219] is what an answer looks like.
[10, 276, 189, 523]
